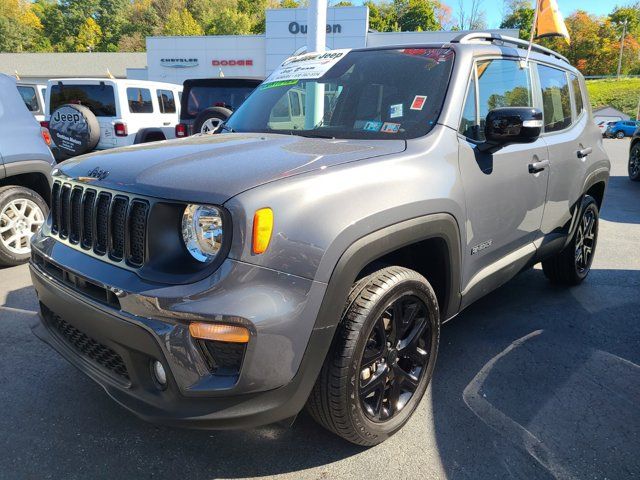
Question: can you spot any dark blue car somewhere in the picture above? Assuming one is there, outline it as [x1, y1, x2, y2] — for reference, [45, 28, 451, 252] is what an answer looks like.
[605, 120, 640, 139]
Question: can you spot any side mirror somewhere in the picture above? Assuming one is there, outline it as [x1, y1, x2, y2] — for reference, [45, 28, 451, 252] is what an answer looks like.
[478, 107, 543, 153]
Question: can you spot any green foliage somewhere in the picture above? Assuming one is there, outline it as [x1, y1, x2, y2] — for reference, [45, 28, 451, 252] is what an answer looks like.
[586, 78, 640, 118]
[500, 6, 534, 40]
[162, 8, 204, 36]
[395, 0, 440, 32]
[75, 17, 102, 51]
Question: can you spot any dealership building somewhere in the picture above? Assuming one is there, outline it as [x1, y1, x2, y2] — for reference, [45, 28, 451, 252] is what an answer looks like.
[130, 6, 517, 84]
[0, 6, 517, 85]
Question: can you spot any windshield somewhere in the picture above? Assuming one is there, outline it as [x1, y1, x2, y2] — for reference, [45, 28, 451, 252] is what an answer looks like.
[227, 48, 454, 139]
[50, 84, 116, 117]
[185, 86, 256, 119]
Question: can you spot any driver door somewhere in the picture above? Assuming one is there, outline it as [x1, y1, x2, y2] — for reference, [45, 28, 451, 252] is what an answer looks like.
[458, 58, 549, 303]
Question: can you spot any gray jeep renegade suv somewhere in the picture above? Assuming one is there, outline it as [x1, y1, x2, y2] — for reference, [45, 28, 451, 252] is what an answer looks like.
[30, 34, 610, 446]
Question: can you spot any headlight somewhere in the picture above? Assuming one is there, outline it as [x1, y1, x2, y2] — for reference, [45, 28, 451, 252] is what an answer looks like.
[181, 204, 224, 262]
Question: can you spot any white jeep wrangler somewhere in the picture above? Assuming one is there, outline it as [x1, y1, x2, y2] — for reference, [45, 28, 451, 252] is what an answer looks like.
[44, 78, 182, 159]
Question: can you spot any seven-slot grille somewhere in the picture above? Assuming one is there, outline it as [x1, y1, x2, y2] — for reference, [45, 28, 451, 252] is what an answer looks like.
[50, 181, 149, 267]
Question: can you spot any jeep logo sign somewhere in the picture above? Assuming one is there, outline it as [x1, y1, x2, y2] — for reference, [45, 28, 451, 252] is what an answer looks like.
[161, 58, 199, 68]
[288, 21, 342, 34]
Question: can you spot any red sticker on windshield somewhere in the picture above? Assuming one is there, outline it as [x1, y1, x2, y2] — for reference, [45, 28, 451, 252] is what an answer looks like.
[410, 95, 427, 111]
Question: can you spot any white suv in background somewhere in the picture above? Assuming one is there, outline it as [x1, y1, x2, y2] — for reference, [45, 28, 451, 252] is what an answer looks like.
[17, 83, 47, 124]
[44, 78, 182, 159]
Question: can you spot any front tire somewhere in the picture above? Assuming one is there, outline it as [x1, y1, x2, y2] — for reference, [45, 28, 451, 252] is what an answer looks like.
[616, 131, 625, 139]
[542, 195, 599, 285]
[306, 266, 440, 446]
[0, 186, 47, 267]
[629, 142, 640, 181]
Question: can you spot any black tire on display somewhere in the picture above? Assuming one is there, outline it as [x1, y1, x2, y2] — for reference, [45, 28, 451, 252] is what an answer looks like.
[0, 186, 48, 267]
[306, 266, 440, 446]
[542, 195, 599, 285]
[616, 131, 625, 139]
[49, 104, 100, 157]
[193, 107, 233, 134]
[629, 142, 640, 181]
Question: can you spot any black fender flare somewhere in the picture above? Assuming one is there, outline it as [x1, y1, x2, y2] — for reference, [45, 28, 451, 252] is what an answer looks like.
[208, 213, 463, 425]
[133, 128, 166, 144]
[564, 167, 610, 246]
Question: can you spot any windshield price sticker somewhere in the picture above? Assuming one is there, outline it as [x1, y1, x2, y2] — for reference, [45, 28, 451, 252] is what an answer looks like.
[381, 122, 401, 133]
[265, 49, 352, 84]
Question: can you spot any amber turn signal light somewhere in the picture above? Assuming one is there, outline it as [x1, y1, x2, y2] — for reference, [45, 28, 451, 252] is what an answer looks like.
[189, 323, 250, 343]
[252, 208, 273, 254]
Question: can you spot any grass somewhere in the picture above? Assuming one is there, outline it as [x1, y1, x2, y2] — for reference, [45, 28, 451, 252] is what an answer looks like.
[586, 78, 640, 119]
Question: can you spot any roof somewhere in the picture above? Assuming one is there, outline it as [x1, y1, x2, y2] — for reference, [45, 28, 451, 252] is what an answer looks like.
[46, 78, 180, 89]
[593, 106, 630, 120]
[0, 52, 147, 80]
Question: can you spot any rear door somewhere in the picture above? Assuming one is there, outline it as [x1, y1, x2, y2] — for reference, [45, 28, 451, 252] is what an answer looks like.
[537, 65, 590, 236]
[155, 88, 178, 139]
[458, 57, 549, 295]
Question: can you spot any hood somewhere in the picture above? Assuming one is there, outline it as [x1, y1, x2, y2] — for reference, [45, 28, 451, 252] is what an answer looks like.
[57, 133, 406, 204]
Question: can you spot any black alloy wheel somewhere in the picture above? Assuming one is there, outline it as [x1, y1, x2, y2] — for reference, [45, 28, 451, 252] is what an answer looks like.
[575, 205, 597, 275]
[629, 143, 640, 181]
[359, 294, 431, 422]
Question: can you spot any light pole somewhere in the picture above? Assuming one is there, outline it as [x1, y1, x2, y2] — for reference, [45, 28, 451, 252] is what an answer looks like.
[617, 19, 628, 78]
[305, 0, 327, 130]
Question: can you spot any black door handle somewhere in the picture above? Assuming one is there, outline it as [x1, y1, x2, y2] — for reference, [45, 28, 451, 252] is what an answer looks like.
[577, 147, 592, 158]
[528, 159, 550, 174]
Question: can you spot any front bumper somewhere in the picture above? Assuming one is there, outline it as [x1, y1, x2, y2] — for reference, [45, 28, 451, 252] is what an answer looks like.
[29, 244, 331, 429]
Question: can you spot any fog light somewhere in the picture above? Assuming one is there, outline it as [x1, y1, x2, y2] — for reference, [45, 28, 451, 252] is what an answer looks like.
[151, 360, 167, 387]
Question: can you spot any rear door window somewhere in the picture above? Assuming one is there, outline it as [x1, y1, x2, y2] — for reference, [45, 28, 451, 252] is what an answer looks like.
[127, 88, 153, 113]
[157, 89, 176, 114]
[459, 58, 533, 142]
[538, 65, 572, 132]
[50, 84, 116, 117]
[18, 86, 39, 112]
[569, 74, 584, 116]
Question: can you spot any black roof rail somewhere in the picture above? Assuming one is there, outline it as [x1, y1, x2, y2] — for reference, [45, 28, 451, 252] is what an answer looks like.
[450, 32, 569, 64]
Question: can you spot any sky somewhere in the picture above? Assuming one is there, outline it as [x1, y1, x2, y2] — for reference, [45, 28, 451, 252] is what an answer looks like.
[346, 0, 634, 29]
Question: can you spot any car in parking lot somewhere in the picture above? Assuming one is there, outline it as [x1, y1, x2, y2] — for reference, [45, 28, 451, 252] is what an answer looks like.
[17, 83, 48, 124]
[29, 34, 609, 446]
[604, 120, 640, 139]
[0, 75, 54, 266]
[44, 78, 182, 159]
[175, 78, 261, 137]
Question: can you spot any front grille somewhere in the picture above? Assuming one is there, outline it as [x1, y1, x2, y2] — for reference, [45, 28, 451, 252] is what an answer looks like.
[42, 304, 130, 382]
[50, 181, 149, 267]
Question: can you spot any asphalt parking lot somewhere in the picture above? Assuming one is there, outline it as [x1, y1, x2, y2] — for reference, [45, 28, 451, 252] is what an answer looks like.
[0, 139, 638, 480]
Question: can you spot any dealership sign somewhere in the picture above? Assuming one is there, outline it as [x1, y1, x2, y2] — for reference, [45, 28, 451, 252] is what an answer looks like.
[212, 59, 254, 67]
[161, 58, 199, 68]
[288, 22, 342, 34]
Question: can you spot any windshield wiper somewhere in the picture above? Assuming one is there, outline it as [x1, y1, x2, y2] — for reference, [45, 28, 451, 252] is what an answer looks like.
[296, 131, 335, 139]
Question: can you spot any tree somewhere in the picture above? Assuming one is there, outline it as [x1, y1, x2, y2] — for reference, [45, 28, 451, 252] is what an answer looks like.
[75, 17, 102, 51]
[0, 0, 48, 52]
[457, 0, 486, 30]
[206, 8, 253, 35]
[96, 0, 130, 51]
[365, 1, 398, 31]
[500, 3, 534, 39]
[162, 8, 203, 35]
[395, 0, 440, 32]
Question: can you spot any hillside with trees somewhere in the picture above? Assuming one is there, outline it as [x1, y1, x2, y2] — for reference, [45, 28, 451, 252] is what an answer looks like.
[1, 0, 639, 78]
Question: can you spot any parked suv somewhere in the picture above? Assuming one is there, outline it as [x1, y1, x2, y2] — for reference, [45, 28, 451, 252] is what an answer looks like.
[44, 78, 182, 159]
[30, 35, 610, 446]
[17, 82, 47, 124]
[604, 120, 640, 139]
[175, 78, 261, 137]
[0, 75, 54, 266]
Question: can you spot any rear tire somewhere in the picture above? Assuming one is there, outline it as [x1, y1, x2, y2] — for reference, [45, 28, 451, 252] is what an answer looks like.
[629, 142, 640, 181]
[193, 107, 232, 134]
[306, 266, 440, 446]
[0, 186, 48, 267]
[542, 195, 599, 285]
